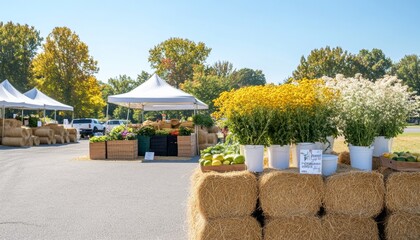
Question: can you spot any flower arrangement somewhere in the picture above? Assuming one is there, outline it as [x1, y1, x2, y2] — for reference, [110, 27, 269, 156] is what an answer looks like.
[109, 125, 136, 140]
[136, 126, 155, 137]
[89, 135, 109, 143]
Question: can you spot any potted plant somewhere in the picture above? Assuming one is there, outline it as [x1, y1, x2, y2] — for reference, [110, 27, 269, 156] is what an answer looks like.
[150, 129, 170, 156]
[325, 75, 379, 170]
[89, 135, 109, 160]
[107, 125, 137, 160]
[371, 76, 419, 157]
[136, 126, 155, 156]
[267, 109, 293, 169]
[177, 126, 196, 157]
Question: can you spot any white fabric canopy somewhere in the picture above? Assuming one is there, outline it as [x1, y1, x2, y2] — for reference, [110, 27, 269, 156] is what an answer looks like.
[0, 80, 43, 109]
[24, 88, 74, 111]
[108, 74, 208, 110]
[0, 84, 27, 108]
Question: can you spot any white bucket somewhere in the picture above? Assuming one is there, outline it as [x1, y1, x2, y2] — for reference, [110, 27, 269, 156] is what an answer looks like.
[244, 145, 264, 172]
[268, 145, 290, 169]
[372, 136, 392, 157]
[349, 145, 374, 171]
[296, 142, 316, 169]
[322, 154, 338, 176]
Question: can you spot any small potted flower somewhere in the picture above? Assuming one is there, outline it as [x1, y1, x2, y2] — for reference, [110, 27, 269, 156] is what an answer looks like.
[89, 135, 109, 160]
[107, 125, 137, 160]
[136, 126, 155, 156]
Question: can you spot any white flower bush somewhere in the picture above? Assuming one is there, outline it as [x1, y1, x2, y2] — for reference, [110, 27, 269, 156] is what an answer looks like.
[323, 74, 419, 146]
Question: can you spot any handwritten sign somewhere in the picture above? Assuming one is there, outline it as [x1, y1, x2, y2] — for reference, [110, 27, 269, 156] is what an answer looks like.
[299, 149, 322, 174]
[144, 152, 155, 161]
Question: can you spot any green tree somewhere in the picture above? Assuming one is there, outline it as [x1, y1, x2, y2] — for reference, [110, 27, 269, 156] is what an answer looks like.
[231, 68, 266, 88]
[207, 61, 235, 78]
[355, 48, 392, 80]
[31, 27, 105, 118]
[148, 37, 211, 87]
[392, 55, 420, 94]
[0, 21, 42, 91]
[292, 46, 357, 79]
[136, 70, 151, 85]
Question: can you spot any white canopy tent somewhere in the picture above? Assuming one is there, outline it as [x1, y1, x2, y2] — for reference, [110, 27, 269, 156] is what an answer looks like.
[24, 87, 74, 121]
[108, 74, 209, 155]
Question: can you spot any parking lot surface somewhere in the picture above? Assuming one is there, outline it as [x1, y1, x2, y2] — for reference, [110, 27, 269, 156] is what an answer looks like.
[0, 140, 197, 240]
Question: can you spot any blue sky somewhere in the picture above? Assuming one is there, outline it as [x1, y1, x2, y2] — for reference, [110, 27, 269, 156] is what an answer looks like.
[1, 0, 419, 84]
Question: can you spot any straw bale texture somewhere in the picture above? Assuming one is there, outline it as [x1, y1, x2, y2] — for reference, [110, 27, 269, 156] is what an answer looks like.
[5, 128, 29, 138]
[385, 172, 420, 214]
[207, 126, 219, 133]
[65, 136, 70, 143]
[372, 157, 381, 170]
[33, 128, 54, 138]
[198, 130, 207, 144]
[180, 121, 194, 128]
[55, 135, 65, 144]
[69, 134, 77, 142]
[259, 169, 324, 217]
[1, 137, 25, 147]
[206, 133, 217, 144]
[51, 137, 56, 144]
[39, 137, 51, 145]
[66, 128, 77, 134]
[1, 119, 21, 128]
[322, 214, 379, 240]
[193, 170, 258, 219]
[25, 136, 33, 147]
[31, 136, 40, 146]
[385, 212, 420, 240]
[324, 171, 384, 217]
[264, 216, 323, 240]
[338, 151, 350, 165]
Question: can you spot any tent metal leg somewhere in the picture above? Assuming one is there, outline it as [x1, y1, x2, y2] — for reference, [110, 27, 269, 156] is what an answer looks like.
[106, 104, 109, 120]
[126, 103, 130, 122]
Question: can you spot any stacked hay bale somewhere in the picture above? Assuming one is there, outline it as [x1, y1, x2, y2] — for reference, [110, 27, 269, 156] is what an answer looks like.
[259, 169, 324, 240]
[385, 172, 420, 240]
[33, 127, 54, 145]
[1, 127, 30, 147]
[46, 124, 65, 144]
[188, 169, 261, 240]
[198, 129, 218, 150]
[323, 171, 384, 239]
[66, 128, 78, 142]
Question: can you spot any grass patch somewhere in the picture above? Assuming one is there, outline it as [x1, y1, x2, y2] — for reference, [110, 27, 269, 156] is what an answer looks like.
[333, 133, 420, 153]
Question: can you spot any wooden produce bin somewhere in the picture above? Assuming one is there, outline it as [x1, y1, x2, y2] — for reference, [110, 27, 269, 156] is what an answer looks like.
[107, 140, 138, 160]
[177, 133, 196, 157]
[89, 142, 106, 160]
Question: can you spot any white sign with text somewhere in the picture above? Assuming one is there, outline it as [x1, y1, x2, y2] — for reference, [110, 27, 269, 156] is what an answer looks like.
[144, 152, 155, 161]
[299, 149, 322, 174]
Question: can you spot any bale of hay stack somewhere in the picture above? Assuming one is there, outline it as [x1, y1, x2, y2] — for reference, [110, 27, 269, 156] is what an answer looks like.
[65, 135, 70, 143]
[1, 137, 25, 147]
[193, 169, 258, 219]
[263, 216, 323, 240]
[180, 121, 194, 128]
[259, 169, 324, 217]
[69, 134, 77, 142]
[39, 137, 51, 145]
[33, 128, 54, 138]
[66, 128, 77, 135]
[206, 133, 217, 144]
[207, 126, 219, 133]
[385, 212, 420, 240]
[51, 137, 56, 144]
[5, 128, 29, 138]
[3, 119, 21, 128]
[31, 136, 40, 146]
[198, 130, 207, 144]
[24, 136, 33, 147]
[324, 171, 384, 218]
[338, 151, 350, 165]
[322, 214, 379, 240]
[55, 135, 64, 144]
[386, 172, 420, 214]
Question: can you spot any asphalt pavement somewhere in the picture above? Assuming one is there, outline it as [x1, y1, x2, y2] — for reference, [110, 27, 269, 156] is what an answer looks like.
[0, 140, 198, 240]
[404, 126, 420, 133]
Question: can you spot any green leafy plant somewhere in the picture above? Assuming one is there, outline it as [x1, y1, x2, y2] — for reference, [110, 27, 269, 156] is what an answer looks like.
[179, 126, 193, 136]
[89, 136, 109, 143]
[109, 125, 136, 140]
[136, 126, 155, 136]
[155, 129, 170, 136]
[192, 114, 214, 128]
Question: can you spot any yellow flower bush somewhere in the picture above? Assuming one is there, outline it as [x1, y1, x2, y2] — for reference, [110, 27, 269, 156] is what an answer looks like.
[213, 79, 338, 145]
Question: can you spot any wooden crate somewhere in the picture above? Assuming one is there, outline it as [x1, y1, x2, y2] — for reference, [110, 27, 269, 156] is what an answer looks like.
[201, 164, 247, 173]
[107, 140, 138, 160]
[89, 142, 106, 160]
[177, 134, 197, 157]
[380, 156, 420, 172]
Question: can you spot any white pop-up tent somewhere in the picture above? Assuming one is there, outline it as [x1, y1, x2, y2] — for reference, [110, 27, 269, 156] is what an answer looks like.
[24, 87, 74, 121]
[108, 74, 208, 111]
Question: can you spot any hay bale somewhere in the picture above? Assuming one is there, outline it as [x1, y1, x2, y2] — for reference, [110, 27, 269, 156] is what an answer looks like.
[322, 214, 379, 240]
[385, 212, 420, 240]
[324, 171, 384, 218]
[335, 163, 355, 174]
[65, 136, 70, 143]
[25, 136, 33, 147]
[33, 128, 54, 138]
[206, 133, 217, 144]
[180, 121, 194, 128]
[51, 137, 56, 144]
[5, 128, 29, 138]
[193, 170, 258, 219]
[66, 128, 77, 134]
[55, 135, 64, 144]
[386, 172, 420, 214]
[39, 137, 51, 145]
[198, 130, 207, 144]
[69, 134, 77, 142]
[207, 126, 219, 133]
[31, 136, 40, 146]
[264, 216, 323, 240]
[338, 151, 350, 165]
[259, 169, 324, 217]
[1, 137, 25, 147]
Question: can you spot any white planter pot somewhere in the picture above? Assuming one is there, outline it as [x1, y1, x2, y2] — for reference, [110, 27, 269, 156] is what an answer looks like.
[349, 145, 374, 171]
[322, 154, 338, 176]
[296, 142, 316, 169]
[268, 145, 290, 170]
[372, 136, 392, 157]
[244, 145, 264, 172]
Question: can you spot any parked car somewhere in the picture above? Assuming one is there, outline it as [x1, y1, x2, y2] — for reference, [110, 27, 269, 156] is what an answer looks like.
[104, 119, 129, 133]
[71, 118, 105, 137]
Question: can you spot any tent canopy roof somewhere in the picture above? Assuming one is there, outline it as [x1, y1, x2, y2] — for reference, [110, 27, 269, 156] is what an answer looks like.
[0, 80, 43, 109]
[108, 74, 208, 110]
[24, 88, 74, 111]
